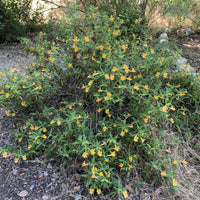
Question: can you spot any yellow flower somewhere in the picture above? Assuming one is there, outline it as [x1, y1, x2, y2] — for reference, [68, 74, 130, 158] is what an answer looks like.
[99, 44, 104, 50]
[119, 163, 124, 168]
[129, 164, 133, 169]
[28, 144, 32, 149]
[163, 72, 168, 78]
[43, 128, 47, 132]
[120, 131, 125, 136]
[5, 93, 10, 98]
[73, 36, 79, 42]
[109, 151, 116, 157]
[162, 106, 168, 112]
[127, 76, 132, 81]
[30, 125, 34, 130]
[91, 174, 96, 178]
[50, 120, 55, 124]
[89, 188, 94, 195]
[48, 50, 52, 55]
[129, 156, 133, 162]
[131, 68, 135, 73]
[110, 15, 114, 21]
[88, 80, 93, 86]
[144, 85, 149, 90]
[173, 160, 178, 164]
[181, 159, 187, 164]
[105, 74, 109, 79]
[170, 118, 174, 123]
[133, 135, 138, 142]
[43, 134, 47, 139]
[155, 72, 160, 77]
[103, 126, 107, 131]
[49, 57, 55, 62]
[82, 152, 88, 158]
[82, 161, 88, 167]
[102, 53, 106, 59]
[14, 157, 19, 163]
[170, 105, 175, 111]
[2, 152, 8, 158]
[97, 189, 101, 195]
[90, 149, 95, 155]
[161, 171, 167, 176]
[21, 101, 27, 107]
[22, 155, 27, 160]
[142, 53, 147, 58]
[85, 87, 89, 93]
[166, 147, 171, 153]
[121, 76, 126, 81]
[97, 150, 102, 157]
[123, 191, 128, 198]
[110, 74, 114, 80]
[173, 179, 177, 186]
[68, 63, 72, 67]
[18, 138, 22, 142]
[134, 84, 139, 91]
[114, 145, 120, 152]
[151, 49, 154, 53]
[84, 36, 90, 42]
[57, 120, 61, 125]
[141, 138, 145, 143]
[97, 108, 102, 113]
[99, 172, 104, 176]
[112, 66, 117, 72]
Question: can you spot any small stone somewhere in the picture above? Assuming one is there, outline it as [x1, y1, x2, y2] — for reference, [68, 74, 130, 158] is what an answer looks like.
[42, 195, 49, 200]
[43, 171, 48, 177]
[186, 28, 194, 36]
[159, 33, 168, 40]
[160, 38, 168, 43]
[165, 28, 171, 33]
[18, 190, 28, 197]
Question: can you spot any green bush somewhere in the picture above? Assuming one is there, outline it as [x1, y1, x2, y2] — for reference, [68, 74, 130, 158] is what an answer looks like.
[0, 0, 43, 42]
[0, 4, 199, 198]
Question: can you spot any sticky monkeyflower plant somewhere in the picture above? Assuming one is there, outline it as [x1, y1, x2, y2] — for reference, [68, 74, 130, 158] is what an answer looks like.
[0, 4, 200, 199]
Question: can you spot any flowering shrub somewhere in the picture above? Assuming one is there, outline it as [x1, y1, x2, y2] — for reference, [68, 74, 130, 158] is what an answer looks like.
[0, 5, 199, 198]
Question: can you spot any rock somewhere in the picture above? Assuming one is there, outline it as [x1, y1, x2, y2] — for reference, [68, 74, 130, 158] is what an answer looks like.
[43, 171, 48, 177]
[160, 38, 168, 43]
[173, 56, 188, 66]
[173, 55, 196, 72]
[159, 33, 168, 40]
[165, 28, 171, 33]
[186, 28, 194, 36]
[17, 190, 28, 197]
[159, 33, 168, 43]
[42, 195, 49, 200]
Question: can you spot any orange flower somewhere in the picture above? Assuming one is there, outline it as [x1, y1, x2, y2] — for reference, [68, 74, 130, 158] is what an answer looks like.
[84, 36, 90, 42]
[112, 66, 117, 72]
[173, 179, 177, 186]
[181, 159, 187, 164]
[161, 171, 167, 176]
[82, 152, 88, 158]
[123, 191, 128, 198]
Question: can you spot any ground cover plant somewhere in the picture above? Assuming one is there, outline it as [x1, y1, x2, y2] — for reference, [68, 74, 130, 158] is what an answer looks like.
[0, 4, 199, 199]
